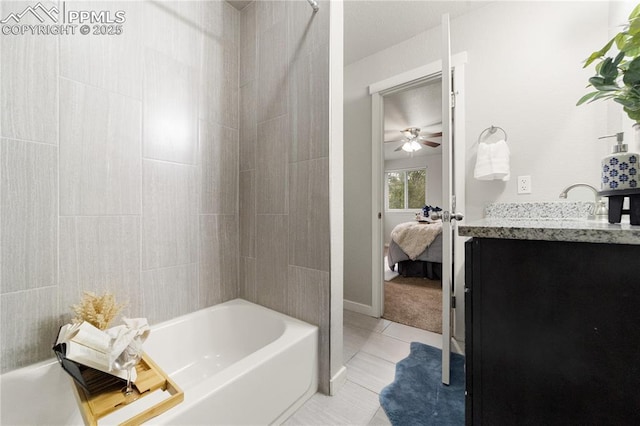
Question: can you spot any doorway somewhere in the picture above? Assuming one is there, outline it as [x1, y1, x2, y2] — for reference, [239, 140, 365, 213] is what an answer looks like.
[380, 78, 444, 334]
[369, 53, 467, 345]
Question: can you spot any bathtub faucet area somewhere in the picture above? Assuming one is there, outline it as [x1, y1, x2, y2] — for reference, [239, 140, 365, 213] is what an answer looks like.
[559, 183, 608, 220]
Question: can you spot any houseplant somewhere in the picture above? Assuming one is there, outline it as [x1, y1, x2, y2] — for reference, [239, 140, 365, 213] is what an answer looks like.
[578, 3, 640, 123]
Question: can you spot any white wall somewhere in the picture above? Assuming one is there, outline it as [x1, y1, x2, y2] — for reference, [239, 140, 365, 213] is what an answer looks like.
[344, 1, 611, 307]
[383, 154, 442, 245]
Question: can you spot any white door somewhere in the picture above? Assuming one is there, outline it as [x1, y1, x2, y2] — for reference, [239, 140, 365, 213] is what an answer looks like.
[439, 13, 466, 385]
[368, 17, 466, 385]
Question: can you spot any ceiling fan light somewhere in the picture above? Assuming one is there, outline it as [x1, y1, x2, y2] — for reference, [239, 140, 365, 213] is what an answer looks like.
[401, 141, 413, 152]
[410, 141, 422, 151]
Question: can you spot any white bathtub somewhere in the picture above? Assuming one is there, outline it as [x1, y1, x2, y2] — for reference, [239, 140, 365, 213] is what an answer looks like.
[0, 299, 319, 425]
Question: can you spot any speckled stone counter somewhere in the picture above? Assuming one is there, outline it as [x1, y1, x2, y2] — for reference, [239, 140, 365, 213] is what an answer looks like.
[458, 218, 640, 245]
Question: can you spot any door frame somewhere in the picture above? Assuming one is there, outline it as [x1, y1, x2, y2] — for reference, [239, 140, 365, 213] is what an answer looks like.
[369, 52, 467, 341]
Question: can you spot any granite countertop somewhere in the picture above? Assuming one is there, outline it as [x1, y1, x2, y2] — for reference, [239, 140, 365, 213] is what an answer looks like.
[458, 218, 640, 245]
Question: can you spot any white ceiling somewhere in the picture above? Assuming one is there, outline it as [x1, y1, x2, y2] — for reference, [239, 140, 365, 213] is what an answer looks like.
[383, 79, 442, 160]
[344, 1, 491, 66]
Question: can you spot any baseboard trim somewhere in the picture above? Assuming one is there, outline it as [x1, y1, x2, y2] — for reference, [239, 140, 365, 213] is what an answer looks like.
[343, 299, 375, 316]
[329, 366, 348, 396]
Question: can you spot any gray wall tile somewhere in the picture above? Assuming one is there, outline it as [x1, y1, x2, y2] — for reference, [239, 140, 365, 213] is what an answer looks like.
[200, 121, 238, 215]
[256, 214, 288, 313]
[142, 263, 198, 325]
[256, 0, 287, 34]
[59, 79, 142, 215]
[257, 22, 288, 124]
[289, 158, 330, 271]
[59, 1, 142, 99]
[256, 116, 289, 214]
[58, 216, 142, 323]
[142, 160, 198, 270]
[199, 215, 238, 307]
[289, 44, 330, 162]
[239, 170, 256, 257]
[143, 49, 198, 164]
[0, 0, 240, 373]
[239, 81, 257, 171]
[0, 2, 57, 144]
[143, 1, 203, 69]
[239, 1, 256, 86]
[200, 3, 239, 130]
[1, 139, 57, 293]
[1, 287, 59, 373]
[287, 265, 330, 393]
[240, 256, 257, 303]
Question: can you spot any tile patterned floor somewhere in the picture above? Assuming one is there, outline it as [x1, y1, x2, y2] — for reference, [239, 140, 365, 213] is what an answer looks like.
[284, 310, 464, 425]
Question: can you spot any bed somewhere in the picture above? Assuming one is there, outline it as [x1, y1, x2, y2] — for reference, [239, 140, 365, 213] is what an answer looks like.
[387, 221, 443, 280]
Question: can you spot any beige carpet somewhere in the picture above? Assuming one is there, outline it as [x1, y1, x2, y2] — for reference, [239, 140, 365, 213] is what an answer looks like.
[383, 276, 442, 333]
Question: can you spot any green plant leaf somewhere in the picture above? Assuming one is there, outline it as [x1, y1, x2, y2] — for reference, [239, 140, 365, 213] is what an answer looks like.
[630, 3, 640, 20]
[584, 37, 615, 68]
[630, 17, 640, 35]
[600, 57, 619, 80]
[576, 91, 600, 105]
[616, 32, 630, 50]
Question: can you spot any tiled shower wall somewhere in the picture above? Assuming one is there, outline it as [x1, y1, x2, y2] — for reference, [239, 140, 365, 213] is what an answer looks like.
[238, 1, 331, 392]
[0, 1, 240, 372]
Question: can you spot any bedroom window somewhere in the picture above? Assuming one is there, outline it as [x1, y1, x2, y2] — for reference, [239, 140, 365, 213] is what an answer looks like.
[385, 168, 426, 211]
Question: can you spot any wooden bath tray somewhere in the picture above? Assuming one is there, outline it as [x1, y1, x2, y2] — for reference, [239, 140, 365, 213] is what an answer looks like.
[70, 353, 183, 426]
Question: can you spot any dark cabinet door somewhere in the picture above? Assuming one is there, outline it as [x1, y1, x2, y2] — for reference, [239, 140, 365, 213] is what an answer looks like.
[466, 238, 640, 425]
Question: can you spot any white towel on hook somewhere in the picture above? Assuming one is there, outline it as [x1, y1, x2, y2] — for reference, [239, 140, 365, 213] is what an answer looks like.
[474, 139, 510, 181]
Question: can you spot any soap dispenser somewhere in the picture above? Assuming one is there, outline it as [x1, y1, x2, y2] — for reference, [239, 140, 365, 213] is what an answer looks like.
[599, 132, 639, 191]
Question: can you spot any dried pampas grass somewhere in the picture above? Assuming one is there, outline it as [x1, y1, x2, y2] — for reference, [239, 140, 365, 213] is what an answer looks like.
[71, 291, 127, 330]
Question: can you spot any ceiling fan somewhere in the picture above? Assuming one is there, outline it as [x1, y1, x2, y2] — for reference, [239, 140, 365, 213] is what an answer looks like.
[385, 127, 443, 152]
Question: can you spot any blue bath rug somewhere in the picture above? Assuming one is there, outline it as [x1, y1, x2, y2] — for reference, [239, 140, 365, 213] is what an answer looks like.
[379, 342, 465, 426]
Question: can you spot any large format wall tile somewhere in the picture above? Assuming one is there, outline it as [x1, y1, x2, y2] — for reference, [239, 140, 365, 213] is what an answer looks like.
[202, 0, 239, 45]
[287, 265, 330, 393]
[289, 44, 330, 162]
[59, 79, 141, 216]
[200, 2, 238, 130]
[143, 49, 198, 165]
[201, 41, 239, 130]
[240, 256, 257, 303]
[239, 1, 256, 87]
[256, 214, 288, 313]
[59, 1, 142, 99]
[143, 1, 203, 70]
[58, 216, 142, 322]
[142, 160, 198, 270]
[239, 81, 257, 172]
[200, 121, 238, 215]
[257, 21, 288, 124]
[199, 214, 239, 307]
[256, 116, 289, 214]
[1, 139, 57, 293]
[0, 2, 57, 144]
[142, 263, 198, 325]
[239, 170, 256, 258]
[289, 158, 330, 271]
[0, 287, 58, 373]
[256, 0, 287, 34]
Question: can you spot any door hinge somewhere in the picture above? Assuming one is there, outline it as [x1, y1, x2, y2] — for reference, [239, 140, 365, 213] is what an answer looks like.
[377, 212, 382, 219]
[452, 296, 456, 309]
[451, 91, 456, 108]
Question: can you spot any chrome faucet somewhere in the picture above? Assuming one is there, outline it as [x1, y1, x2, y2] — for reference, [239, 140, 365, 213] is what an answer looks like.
[558, 183, 608, 220]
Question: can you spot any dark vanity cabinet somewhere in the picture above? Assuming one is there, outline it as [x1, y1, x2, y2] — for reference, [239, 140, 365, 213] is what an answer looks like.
[464, 237, 640, 425]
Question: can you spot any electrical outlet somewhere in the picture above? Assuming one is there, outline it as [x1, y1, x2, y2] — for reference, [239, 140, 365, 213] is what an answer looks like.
[518, 175, 532, 194]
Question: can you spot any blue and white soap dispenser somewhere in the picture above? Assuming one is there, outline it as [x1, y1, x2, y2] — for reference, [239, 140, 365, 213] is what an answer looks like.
[600, 132, 639, 191]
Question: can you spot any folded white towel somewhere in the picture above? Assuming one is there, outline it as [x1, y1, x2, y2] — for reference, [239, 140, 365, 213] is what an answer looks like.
[474, 139, 510, 181]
